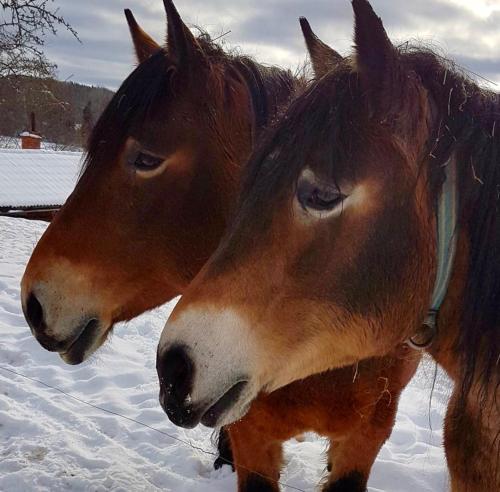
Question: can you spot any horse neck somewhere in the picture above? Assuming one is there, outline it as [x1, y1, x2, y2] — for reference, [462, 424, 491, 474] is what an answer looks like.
[428, 82, 500, 397]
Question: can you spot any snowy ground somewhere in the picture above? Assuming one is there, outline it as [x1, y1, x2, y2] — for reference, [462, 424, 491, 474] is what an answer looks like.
[0, 216, 451, 491]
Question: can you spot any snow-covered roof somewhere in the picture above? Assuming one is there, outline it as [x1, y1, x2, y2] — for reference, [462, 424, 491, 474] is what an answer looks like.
[19, 132, 41, 139]
[0, 149, 83, 209]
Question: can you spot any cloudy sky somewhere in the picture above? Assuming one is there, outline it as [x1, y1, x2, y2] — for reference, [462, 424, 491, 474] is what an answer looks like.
[45, 0, 500, 90]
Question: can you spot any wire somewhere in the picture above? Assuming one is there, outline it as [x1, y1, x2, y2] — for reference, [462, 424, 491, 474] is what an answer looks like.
[0, 365, 306, 492]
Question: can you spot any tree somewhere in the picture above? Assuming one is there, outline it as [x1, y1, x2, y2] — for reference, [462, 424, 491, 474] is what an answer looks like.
[81, 100, 94, 148]
[0, 0, 79, 79]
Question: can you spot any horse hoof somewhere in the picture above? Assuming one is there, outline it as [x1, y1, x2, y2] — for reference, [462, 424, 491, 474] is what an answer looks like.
[213, 457, 235, 472]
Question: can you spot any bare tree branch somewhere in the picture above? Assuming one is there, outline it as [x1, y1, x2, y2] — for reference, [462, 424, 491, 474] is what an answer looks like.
[0, 0, 79, 79]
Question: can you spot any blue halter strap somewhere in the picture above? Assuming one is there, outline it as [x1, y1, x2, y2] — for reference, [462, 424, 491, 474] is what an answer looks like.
[407, 157, 459, 350]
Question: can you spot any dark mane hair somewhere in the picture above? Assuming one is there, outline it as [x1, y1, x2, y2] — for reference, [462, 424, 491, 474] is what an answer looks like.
[402, 49, 500, 415]
[241, 46, 500, 412]
[81, 32, 299, 177]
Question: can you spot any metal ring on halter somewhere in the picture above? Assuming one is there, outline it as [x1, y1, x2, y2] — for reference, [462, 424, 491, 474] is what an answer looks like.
[406, 310, 438, 350]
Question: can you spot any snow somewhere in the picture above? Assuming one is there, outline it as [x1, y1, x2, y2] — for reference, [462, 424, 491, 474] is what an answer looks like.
[0, 216, 451, 491]
[0, 149, 82, 209]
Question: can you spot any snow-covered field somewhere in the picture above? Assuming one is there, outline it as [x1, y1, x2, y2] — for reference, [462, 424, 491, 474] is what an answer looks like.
[0, 216, 451, 491]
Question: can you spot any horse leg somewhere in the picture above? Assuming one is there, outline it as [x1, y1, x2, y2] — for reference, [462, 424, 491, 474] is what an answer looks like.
[444, 388, 499, 491]
[213, 426, 234, 471]
[228, 423, 283, 492]
[322, 397, 396, 492]
[322, 432, 382, 492]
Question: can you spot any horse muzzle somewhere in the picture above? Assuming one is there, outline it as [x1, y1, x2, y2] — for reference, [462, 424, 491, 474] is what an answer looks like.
[21, 268, 111, 365]
[156, 306, 259, 428]
[156, 343, 251, 428]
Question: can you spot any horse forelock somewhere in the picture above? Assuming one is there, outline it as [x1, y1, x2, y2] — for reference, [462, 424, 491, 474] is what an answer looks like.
[80, 49, 174, 178]
[238, 60, 361, 219]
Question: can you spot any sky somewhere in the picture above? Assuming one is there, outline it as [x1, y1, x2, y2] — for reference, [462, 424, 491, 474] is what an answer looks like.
[44, 0, 500, 90]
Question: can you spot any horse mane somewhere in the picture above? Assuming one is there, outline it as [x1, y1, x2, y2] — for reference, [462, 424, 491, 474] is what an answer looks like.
[406, 49, 500, 412]
[80, 32, 298, 179]
[241, 46, 500, 412]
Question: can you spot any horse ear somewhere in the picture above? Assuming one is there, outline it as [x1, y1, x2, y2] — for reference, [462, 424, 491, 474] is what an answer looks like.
[163, 0, 206, 67]
[124, 9, 160, 63]
[299, 17, 342, 78]
[353, 0, 426, 142]
[352, 0, 399, 111]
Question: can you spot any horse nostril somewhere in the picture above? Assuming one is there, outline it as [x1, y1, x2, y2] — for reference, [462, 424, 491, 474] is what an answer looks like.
[157, 345, 194, 403]
[25, 292, 45, 333]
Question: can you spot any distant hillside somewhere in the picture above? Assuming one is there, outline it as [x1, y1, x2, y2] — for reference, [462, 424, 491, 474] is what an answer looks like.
[0, 77, 114, 148]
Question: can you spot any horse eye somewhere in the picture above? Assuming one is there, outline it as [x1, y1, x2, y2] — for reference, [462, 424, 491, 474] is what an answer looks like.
[131, 151, 164, 171]
[297, 179, 345, 213]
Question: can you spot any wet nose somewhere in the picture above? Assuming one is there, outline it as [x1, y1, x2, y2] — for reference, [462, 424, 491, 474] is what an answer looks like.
[157, 345, 198, 428]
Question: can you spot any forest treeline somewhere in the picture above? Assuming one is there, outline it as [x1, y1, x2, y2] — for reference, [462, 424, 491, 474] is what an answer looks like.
[0, 77, 113, 147]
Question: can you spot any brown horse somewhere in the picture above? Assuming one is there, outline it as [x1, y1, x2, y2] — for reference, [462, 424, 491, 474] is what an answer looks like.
[157, 1, 499, 491]
[21, 1, 419, 490]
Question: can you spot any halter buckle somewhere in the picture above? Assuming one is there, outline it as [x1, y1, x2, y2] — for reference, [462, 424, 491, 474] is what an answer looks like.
[406, 309, 438, 350]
